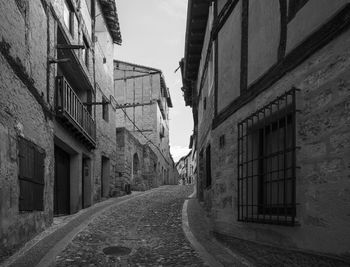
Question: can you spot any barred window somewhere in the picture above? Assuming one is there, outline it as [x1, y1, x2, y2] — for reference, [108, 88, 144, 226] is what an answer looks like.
[18, 136, 45, 212]
[237, 88, 298, 225]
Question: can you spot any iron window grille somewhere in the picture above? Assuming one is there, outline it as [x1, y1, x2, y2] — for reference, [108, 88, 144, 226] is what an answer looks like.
[237, 88, 298, 226]
[18, 136, 45, 212]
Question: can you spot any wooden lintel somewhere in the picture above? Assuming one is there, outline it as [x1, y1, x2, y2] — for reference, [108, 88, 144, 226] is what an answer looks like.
[56, 44, 85, 49]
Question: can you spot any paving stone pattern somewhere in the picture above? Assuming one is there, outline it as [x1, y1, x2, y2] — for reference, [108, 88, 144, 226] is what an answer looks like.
[214, 232, 350, 267]
[52, 185, 205, 267]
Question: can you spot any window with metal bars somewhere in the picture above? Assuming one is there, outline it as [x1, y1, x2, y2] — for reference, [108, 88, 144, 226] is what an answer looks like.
[18, 136, 45, 212]
[237, 88, 298, 225]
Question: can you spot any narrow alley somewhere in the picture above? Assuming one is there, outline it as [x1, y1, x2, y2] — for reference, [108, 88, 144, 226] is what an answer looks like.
[1, 0, 350, 266]
[3, 185, 348, 267]
[4, 186, 204, 267]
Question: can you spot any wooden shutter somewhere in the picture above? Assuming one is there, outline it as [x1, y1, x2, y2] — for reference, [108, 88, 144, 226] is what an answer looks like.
[18, 137, 45, 211]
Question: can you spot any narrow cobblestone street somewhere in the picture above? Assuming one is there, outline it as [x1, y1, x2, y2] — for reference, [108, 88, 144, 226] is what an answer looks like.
[50, 185, 204, 267]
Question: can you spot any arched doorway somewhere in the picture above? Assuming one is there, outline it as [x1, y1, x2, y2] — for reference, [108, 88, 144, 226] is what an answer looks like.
[132, 153, 139, 179]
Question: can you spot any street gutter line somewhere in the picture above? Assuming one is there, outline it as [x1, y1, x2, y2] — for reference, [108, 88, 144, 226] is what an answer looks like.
[182, 191, 253, 267]
[182, 191, 224, 267]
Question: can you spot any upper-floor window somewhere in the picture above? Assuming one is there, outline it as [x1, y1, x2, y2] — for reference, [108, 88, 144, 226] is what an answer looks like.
[237, 88, 297, 225]
[82, 36, 89, 68]
[63, 0, 74, 36]
[102, 95, 109, 122]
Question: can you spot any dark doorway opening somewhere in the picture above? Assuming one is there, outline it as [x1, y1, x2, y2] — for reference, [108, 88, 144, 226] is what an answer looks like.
[82, 157, 91, 208]
[101, 156, 110, 198]
[54, 146, 70, 215]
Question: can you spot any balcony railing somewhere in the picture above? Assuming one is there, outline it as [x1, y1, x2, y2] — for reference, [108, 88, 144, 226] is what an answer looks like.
[56, 76, 96, 149]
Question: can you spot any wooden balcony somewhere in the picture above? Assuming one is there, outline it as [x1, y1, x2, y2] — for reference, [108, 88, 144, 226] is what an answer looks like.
[56, 76, 96, 149]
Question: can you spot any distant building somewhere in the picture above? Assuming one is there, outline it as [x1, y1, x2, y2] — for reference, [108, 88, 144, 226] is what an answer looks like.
[189, 135, 197, 187]
[176, 149, 195, 185]
[115, 127, 158, 191]
[113, 60, 177, 187]
[181, 0, 350, 259]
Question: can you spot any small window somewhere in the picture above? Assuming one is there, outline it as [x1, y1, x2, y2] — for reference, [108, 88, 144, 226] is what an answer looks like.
[82, 36, 89, 68]
[237, 88, 297, 225]
[102, 96, 109, 122]
[133, 153, 139, 175]
[219, 135, 225, 149]
[18, 136, 45, 212]
[63, 0, 74, 36]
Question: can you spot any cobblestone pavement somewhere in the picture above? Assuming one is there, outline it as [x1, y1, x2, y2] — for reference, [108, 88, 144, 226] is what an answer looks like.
[51, 185, 205, 267]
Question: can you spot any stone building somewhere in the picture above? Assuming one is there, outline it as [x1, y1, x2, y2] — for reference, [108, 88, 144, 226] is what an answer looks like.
[176, 148, 195, 185]
[93, 0, 121, 202]
[116, 127, 158, 191]
[181, 0, 350, 259]
[113, 60, 177, 186]
[189, 135, 197, 186]
[0, 0, 121, 259]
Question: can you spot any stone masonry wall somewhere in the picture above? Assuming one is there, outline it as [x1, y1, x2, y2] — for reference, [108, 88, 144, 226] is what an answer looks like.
[116, 128, 158, 192]
[114, 61, 173, 187]
[0, 0, 54, 259]
[93, 2, 117, 201]
[210, 28, 350, 257]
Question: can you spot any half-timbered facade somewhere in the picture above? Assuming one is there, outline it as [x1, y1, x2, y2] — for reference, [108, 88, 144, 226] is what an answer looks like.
[182, 0, 350, 257]
[113, 60, 178, 187]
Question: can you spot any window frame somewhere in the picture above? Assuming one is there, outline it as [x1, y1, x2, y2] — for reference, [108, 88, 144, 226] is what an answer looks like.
[237, 88, 298, 226]
[63, 0, 74, 37]
[102, 95, 109, 122]
[82, 36, 89, 68]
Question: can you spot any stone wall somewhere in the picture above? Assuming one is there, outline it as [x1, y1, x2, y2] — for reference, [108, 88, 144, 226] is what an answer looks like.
[190, 0, 350, 258]
[116, 128, 158, 192]
[93, 1, 117, 201]
[0, 0, 54, 259]
[210, 27, 350, 257]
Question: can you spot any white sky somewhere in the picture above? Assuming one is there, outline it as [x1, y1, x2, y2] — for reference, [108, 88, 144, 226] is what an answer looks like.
[113, 0, 193, 162]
